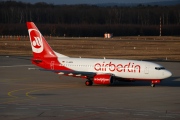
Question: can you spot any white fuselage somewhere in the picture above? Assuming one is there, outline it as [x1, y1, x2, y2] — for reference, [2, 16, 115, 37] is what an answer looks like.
[57, 57, 172, 80]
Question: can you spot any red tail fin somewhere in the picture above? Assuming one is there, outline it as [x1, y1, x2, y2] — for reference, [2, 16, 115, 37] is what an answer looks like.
[27, 22, 71, 71]
[26, 22, 56, 59]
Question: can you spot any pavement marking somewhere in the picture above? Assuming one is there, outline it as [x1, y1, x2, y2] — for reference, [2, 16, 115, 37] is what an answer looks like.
[21, 105, 36, 108]
[37, 108, 51, 111]
[16, 108, 29, 110]
[1, 98, 33, 104]
[108, 112, 120, 114]
[1, 87, 47, 104]
[0, 78, 25, 83]
[64, 110, 75, 112]
[25, 85, 80, 99]
[25, 87, 60, 99]
[0, 65, 34, 68]
[8, 88, 35, 98]
[0, 107, 6, 109]
[133, 113, 149, 116]
[1, 85, 85, 104]
[84, 110, 95, 112]
[159, 115, 175, 118]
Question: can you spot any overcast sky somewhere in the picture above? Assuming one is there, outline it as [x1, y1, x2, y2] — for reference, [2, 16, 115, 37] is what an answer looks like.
[18, 0, 172, 4]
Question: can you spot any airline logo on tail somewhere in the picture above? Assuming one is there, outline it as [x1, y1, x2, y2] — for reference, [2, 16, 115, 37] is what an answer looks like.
[28, 29, 43, 53]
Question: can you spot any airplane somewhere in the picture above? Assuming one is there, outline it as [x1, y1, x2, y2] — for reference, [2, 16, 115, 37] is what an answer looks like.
[26, 22, 172, 87]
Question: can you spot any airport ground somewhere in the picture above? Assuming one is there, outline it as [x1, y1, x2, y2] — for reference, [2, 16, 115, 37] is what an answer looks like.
[0, 37, 180, 119]
[0, 56, 180, 120]
[0, 36, 180, 61]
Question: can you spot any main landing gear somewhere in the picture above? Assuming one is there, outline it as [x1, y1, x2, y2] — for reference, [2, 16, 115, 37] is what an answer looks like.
[151, 80, 161, 87]
[151, 83, 155, 87]
[85, 80, 93, 86]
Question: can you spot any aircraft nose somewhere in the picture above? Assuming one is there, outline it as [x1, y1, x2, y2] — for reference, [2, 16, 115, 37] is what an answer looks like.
[165, 70, 172, 78]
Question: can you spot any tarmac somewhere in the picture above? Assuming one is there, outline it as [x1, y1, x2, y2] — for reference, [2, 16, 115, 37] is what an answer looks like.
[0, 56, 180, 120]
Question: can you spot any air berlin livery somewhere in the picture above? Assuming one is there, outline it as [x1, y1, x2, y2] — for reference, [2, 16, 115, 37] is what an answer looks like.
[27, 22, 172, 87]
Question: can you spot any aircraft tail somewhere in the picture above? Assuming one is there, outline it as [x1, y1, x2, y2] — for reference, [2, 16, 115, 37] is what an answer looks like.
[26, 22, 69, 70]
[27, 22, 68, 58]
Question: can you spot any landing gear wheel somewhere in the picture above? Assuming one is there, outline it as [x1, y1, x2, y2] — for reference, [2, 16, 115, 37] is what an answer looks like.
[151, 83, 155, 87]
[85, 80, 93, 86]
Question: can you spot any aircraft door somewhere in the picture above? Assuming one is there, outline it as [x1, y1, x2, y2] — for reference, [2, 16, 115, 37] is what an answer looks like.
[50, 61, 55, 70]
[144, 65, 149, 74]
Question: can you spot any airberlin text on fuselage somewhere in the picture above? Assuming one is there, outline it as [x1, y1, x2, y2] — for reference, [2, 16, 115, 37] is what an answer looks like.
[94, 62, 141, 73]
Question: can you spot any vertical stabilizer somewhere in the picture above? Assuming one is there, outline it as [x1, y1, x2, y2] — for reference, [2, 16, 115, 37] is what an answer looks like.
[27, 22, 56, 59]
[26, 22, 70, 70]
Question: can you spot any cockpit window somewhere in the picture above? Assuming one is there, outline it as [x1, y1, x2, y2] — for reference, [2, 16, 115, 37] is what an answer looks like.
[155, 67, 165, 70]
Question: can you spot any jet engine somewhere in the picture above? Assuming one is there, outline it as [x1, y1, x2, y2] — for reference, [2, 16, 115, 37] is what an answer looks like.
[93, 74, 114, 85]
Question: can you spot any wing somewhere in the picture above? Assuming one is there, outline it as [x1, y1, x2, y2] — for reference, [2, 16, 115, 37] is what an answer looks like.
[39, 69, 96, 78]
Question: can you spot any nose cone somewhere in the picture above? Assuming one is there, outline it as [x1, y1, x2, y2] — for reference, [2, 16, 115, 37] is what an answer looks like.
[165, 70, 172, 78]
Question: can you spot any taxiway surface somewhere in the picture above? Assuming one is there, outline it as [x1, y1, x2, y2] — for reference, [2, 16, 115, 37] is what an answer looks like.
[0, 56, 180, 120]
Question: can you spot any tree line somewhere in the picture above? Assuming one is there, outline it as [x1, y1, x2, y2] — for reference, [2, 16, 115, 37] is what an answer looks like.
[0, 1, 180, 36]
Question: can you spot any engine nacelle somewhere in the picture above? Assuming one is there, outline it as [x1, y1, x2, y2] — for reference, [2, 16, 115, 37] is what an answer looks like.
[93, 74, 113, 85]
[151, 80, 161, 84]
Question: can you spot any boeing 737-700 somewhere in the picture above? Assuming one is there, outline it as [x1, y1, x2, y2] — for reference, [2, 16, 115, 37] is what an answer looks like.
[27, 22, 172, 87]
